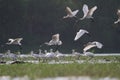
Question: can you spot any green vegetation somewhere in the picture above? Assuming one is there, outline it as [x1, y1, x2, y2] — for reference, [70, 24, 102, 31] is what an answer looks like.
[0, 62, 120, 79]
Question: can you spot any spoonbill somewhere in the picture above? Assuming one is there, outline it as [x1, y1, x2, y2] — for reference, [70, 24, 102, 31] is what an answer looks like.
[80, 4, 97, 20]
[5, 50, 18, 61]
[63, 6, 79, 19]
[44, 34, 62, 51]
[83, 41, 103, 52]
[114, 9, 120, 24]
[72, 49, 81, 60]
[55, 50, 64, 60]
[6, 38, 23, 50]
[0, 53, 5, 62]
[74, 29, 89, 41]
[45, 34, 62, 46]
[6, 38, 23, 45]
[83, 51, 94, 58]
[45, 49, 56, 61]
[30, 51, 40, 59]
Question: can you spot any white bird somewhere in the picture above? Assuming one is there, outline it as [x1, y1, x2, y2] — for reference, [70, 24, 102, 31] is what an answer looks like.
[63, 6, 79, 19]
[38, 49, 43, 55]
[72, 49, 81, 59]
[83, 41, 103, 52]
[84, 51, 94, 58]
[0, 53, 5, 61]
[74, 29, 89, 41]
[0, 53, 4, 58]
[55, 50, 64, 59]
[80, 4, 97, 20]
[5, 50, 18, 61]
[38, 49, 46, 58]
[6, 38, 23, 45]
[30, 51, 40, 58]
[45, 33, 62, 46]
[114, 9, 120, 24]
[45, 49, 55, 59]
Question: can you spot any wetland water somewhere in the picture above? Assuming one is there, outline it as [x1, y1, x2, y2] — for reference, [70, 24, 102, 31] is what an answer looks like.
[0, 76, 119, 80]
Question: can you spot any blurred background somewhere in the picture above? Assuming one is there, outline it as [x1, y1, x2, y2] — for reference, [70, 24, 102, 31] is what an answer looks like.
[0, 0, 120, 53]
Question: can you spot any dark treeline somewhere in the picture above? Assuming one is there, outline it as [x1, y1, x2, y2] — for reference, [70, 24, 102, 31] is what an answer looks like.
[0, 0, 120, 53]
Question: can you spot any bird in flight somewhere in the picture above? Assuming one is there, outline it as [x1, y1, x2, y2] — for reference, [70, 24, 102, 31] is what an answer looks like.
[45, 33, 62, 46]
[73, 4, 97, 27]
[74, 29, 89, 41]
[114, 9, 120, 24]
[6, 38, 23, 45]
[63, 6, 79, 19]
[83, 41, 103, 52]
[44, 33, 62, 51]
[80, 4, 97, 20]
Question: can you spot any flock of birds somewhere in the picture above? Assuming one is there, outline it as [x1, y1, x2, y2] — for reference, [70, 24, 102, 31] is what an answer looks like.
[1, 4, 120, 62]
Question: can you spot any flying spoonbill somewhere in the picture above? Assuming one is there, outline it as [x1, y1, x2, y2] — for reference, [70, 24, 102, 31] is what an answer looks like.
[80, 4, 97, 20]
[63, 6, 79, 19]
[83, 41, 103, 52]
[74, 29, 89, 41]
[6, 38, 23, 50]
[44, 34, 62, 51]
[6, 38, 23, 45]
[45, 34, 62, 46]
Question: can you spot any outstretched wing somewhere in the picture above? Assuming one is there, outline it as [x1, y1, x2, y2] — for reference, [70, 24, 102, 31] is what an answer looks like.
[83, 44, 96, 52]
[88, 6, 97, 16]
[82, 4, 89, 18]
[15, 38, 23, 42]
[74, 29, 89, 41]
[66, 6, 73, 15]
[92, 41, 103, 49]
[72, 10, 79, 16]
[117, 9, 120, 18]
